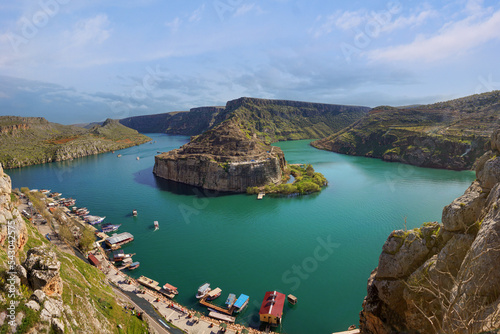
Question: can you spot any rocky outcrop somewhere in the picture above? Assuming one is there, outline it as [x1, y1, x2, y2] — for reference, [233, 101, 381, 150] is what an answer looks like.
[360, 128, 500, 334]
[23, 246, 63, 296]
[0, 163, 28, 250]
[154, 118, 287, 192]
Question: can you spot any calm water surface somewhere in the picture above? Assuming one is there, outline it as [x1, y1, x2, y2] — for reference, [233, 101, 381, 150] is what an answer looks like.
[9, 134, 475, 333]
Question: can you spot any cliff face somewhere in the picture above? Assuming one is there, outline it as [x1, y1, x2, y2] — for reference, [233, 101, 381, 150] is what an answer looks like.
[313, 91, 500, 170]
[0, 117, 151, 169]
[153, 118, 286, 192]
[360, 129, 500, 334]
[121, 97, 370, 141]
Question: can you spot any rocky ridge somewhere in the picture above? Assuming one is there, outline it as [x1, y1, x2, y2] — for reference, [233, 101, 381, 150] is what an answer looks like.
[313, 91, 500, 170]
[0, 117, 151, 169]
[360, 129, 500, 333]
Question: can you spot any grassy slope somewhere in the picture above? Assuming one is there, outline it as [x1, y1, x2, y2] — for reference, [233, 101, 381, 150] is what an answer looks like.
[312, 91, 500, 169]
[0, 218, 149, 334]
[0, 117, 151, 169]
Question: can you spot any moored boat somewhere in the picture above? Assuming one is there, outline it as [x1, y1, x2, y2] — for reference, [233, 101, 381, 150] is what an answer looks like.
[225, 293, 236, 308]
[101, 224, 121, 233]
[154, 221, 159, 231]
[84, 215, 106, 225]
[206, 287, 222, 301]
[128, 262, 140, 270]
[132, 209, 137, 216]
[196, 283, 211, 299]
[162, 283, 179, 296]
[234, 294, 249, 313]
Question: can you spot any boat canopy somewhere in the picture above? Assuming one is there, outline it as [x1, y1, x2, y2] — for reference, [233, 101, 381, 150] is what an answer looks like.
[163, 283, 177, 291]
[198, 283, 210, 292]
[234, 294, 249, 308]
[207, 287, 221, 298]
[106, 232, 133, 245]
[130, 262, 140, 266]
[225, 293, 236, 305]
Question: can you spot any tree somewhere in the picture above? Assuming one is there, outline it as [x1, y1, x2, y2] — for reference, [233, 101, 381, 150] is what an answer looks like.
[79, 227, 96, 253]
[59, 224, 74, 244]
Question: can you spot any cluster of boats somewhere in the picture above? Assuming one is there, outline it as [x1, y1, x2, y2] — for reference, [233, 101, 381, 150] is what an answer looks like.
[197, 283, 249, 313]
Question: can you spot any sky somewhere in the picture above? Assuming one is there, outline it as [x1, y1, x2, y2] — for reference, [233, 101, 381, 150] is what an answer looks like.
[0, 0, 500, 124]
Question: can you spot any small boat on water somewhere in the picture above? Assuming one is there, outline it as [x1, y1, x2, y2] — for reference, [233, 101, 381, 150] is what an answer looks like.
[132, 209, 138, 216]
[76, 209, 89, 216]
[40, 189, 51, 195]
[128, 262, 140, 270]
[196, 283, 211, 299]
[101, 224, 121, 233]
[162, 283, 179, 296]
[225, 293, 236, 308]
[154, 221, 159, 231]
[233, 294, 249, 313]
[84, 215, 106, 225]
[206, 287, 222, 301]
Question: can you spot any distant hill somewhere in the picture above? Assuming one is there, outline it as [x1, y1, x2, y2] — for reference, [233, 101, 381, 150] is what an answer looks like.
[0, 117, 151, 169]
[121, 97, 371, 142]
[312, 91, 500, 170]
[72, 121, 104, 129]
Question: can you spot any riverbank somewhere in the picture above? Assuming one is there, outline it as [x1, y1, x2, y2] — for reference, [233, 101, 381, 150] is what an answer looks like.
[23, 189, 264, 334]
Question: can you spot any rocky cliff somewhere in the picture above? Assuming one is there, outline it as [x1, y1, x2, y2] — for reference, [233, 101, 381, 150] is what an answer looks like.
[313, 91, 500, 170]
[154, 117, 286, 192]
[360, 129, 500, 334]
[121, 97, 370, 141]
[0, 164, 150, 333]
[0, 117, 151, 169]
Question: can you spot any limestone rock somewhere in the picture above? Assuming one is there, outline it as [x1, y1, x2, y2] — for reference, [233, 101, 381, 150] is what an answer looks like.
[31, 289, 46, 304]
[442, 185, 485, 232]
[51, 318, 65, 334]
[23, 247, 63, 296]
[42, 298, 62, 318]
[26, 300, 40, 312]
[477, 156, 500, 190]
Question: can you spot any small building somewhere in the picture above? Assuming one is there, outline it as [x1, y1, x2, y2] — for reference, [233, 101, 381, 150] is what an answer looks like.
[88, 254, 101, 269]
[259, 291, 286, 326]
[105, 232, 134, 249]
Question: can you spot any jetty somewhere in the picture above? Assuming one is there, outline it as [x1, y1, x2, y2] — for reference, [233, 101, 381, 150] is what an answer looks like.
[137, 275, 162, 292]
[199, 297, 234, 315]
[208, 311, 235, 323]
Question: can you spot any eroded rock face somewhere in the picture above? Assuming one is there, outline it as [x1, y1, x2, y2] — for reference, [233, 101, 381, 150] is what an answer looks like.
[153, 118, 287, 192]
[23, 247, 63, 296]
[360, 129, 500, 334]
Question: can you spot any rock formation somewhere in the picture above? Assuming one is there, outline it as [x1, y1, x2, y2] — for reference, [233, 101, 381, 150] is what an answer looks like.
[154, 118, 286, 192]
[360, 129, 500, 333]
[23, 246, 63, 296]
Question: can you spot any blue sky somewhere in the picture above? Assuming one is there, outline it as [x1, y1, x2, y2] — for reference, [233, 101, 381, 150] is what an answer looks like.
[0, 0, 500, 124]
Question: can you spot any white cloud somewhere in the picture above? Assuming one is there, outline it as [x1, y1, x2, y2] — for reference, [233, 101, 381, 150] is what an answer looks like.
[165, 17, 182, 33]
[369, 9, 500, 62]
[310, 10, 366, 38]
[189, 4, 205, 22]
[381, 9, 437, 33]
[233, 3, 264, 17]
[70, 14, 111, 47]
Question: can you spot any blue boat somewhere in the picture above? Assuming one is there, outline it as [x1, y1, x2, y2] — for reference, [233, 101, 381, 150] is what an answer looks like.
[225, 293, 236, 308]
[233, 294, 249, 313]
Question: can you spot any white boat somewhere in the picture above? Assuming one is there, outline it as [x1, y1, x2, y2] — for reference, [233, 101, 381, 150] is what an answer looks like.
[132, 209, 138, 216]
[206, 287, 222, 301]
[196, 283, 211, 299]
[84, 215, 106, 225]
[154, 221, 159, 231]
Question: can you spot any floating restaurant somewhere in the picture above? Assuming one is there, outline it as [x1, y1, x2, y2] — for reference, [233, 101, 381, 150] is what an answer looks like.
[259, 291, 286, 326]
[105, 232, 134, 249]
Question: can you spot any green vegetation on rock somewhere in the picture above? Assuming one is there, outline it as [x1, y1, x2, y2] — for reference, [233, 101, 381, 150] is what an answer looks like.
[0, 117, 151, 169]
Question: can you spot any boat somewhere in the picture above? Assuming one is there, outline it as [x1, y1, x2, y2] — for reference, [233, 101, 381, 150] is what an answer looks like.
[162, 283, 179, 296]
[101, 224, 121, 233]
[76, 209, 89, 216]
[40, 189, 51, 195]
[136, 157, 140, 160]
[233, 294, 249, 313]
[196, 283, 211, 299]
[206, 287, 222, 301]
[132, 209, 138, 216]
[128, 262, 140, 270]
[154, 221, 159, 231]
[225, 293, 236, 308]
[105, 232, 134, 249]
[84, 215, 106, 225]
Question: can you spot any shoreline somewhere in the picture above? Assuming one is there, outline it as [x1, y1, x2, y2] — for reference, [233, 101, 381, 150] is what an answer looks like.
[25, 190, 265, 334]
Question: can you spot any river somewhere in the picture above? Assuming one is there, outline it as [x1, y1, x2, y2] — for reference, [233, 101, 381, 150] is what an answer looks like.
[8, 134, 475, 333]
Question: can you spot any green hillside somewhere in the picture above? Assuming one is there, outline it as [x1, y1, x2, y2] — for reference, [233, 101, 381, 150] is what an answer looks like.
[0, 117, 151, 169]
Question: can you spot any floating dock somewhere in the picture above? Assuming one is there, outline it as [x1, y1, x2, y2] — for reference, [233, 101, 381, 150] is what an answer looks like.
[257, 192, 265, 200]
[199, 297, 234, 315]
[137, 276, 162, 292]
[208, 311, 235, 323]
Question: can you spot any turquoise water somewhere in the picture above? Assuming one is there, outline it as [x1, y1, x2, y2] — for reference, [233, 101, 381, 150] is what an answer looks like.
[8, 134, 475, 333]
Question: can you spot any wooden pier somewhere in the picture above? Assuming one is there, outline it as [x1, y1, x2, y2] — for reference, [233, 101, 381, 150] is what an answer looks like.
[199, 297, 234, 315]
